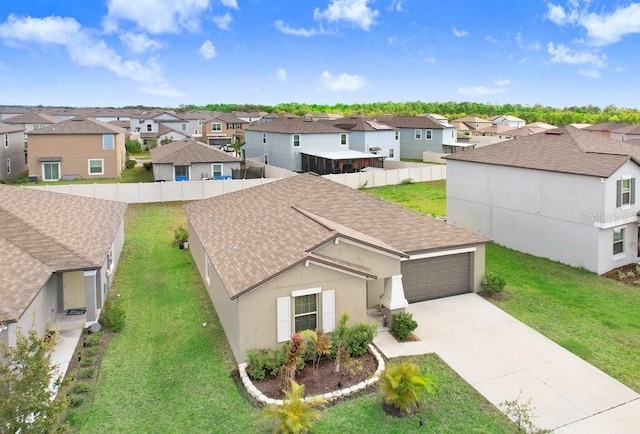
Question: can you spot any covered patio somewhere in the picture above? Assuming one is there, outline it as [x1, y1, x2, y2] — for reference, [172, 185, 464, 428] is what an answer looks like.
[301, 150, 384, 175]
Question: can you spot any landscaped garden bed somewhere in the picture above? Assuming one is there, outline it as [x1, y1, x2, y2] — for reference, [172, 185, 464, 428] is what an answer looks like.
[602, 263, 640, 286]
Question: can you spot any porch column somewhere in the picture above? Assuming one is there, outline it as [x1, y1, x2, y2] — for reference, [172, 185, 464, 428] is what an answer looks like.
[83, 270, 98, 323]
[381, 274, 408, 310]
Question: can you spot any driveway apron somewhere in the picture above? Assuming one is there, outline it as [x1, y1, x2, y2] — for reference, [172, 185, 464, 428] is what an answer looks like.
[407, 293, 639, 433]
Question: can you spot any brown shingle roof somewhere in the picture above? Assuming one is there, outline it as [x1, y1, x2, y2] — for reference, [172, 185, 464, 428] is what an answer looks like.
[4, 111, 59, 125]
[185, 174, 487, 299]
[151, 138, 241, 165]
[376, 115, 446, 129]
[245, 117, 346, 134]
[611, 124, 640, 135]
[584, 122, 632, 133]
[0, 122, 25, 134]
[332, 117, 394, 131]
[0, 185, 127, 322]
[445, 126, 640, 177]
[28, 117, 125, 135]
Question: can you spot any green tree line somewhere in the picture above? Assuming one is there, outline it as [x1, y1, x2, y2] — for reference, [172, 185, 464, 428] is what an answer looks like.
[182, 101, 640, 126]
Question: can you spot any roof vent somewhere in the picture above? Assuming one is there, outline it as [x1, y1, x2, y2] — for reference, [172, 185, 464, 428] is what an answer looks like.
[545, 129, 563, 135]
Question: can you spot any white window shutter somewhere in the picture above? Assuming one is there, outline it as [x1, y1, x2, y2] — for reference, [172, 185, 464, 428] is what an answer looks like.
[322, 290, 335, 333]
[276, 297, 291, 342]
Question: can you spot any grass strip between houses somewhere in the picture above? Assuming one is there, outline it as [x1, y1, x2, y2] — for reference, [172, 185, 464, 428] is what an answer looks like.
[73, 201, 517, 433]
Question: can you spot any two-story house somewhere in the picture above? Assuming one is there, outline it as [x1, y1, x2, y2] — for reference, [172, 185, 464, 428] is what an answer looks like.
[377, 115, 457, 159]
[446, 126, 640, 274]
[0, 123, 27, 181]
[611, 124, 640, 142]
[28, 117, 127, 180]
[489, 115, 526, 128]
[203, 113, 248, 147]
[332, 117, 398, 160]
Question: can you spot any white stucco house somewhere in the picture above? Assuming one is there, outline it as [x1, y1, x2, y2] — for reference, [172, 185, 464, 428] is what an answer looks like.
[446, 126, 640, 274]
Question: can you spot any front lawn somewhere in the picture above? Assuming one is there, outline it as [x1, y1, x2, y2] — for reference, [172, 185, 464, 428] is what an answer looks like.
[364, 180, 446, 217]
[71, 202, 517, 433]
[371, 180, 640, 392]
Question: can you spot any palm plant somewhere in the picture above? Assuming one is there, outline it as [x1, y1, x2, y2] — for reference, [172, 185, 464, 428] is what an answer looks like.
[379, 361, 437, 414]
[300, 329, 332, 371]
[263, 379, 325, 434]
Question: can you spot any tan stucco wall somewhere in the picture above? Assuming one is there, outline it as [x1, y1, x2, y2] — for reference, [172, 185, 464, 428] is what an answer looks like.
[28, 132, 125, 179]
[472, 244, 486, 292]
[237, 263, 368, 362]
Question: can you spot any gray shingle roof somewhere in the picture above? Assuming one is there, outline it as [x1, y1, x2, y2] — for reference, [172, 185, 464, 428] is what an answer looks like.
[445, 126, 640, 177]
[151, 138, 241, 165]
[245, 117, 346, 134]
[185, 174, 488, 299]
[4, 111, 59, 125]
[0, 122, 25, 134]
[584, 122, 632, 133]
[0, 185, 127, 322]
[376, 115, 446, 129]
[28, 117, 126, 135]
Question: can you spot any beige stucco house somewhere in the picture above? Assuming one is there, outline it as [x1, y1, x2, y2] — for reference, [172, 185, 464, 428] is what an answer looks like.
[27, 117, 127, 180]
[0, 185, 127, 348]
[185, 174, 488, 362]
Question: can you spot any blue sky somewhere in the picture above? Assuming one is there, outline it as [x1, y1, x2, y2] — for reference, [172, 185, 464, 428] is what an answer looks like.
[0, 0, 638, 109]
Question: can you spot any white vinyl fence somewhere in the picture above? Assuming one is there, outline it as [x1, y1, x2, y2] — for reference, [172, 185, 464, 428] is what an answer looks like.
[26, 178, 278, 203]
[322, 164, 446, 189]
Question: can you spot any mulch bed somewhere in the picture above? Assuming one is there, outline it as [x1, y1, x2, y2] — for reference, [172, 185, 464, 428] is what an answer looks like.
[479, 290, 510, 302]
[602, 263, 640, 286]
[251, 353, 378, 399]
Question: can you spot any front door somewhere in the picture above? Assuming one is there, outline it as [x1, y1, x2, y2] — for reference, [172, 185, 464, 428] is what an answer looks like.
[63, 271, 85, 310]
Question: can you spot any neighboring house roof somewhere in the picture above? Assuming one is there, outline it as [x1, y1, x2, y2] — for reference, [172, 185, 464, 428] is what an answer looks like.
[583, 122, 632, 133]
[376, 115, 448, 129]
[503, 125, 547, 137]
[180, 110, 216, 120]
[611, 124, 640, 135]
[185, 174, 488, 299]
[28, 117, 126, 135]
[206, 113, 246, 124]
[496, 115, 525, 122]
[332, 117, 394, 131]
[0, 122, 25, 134]
[109, 120, 130, 130]
[0, 185, 127, 322]
[445, 126, 640, 178]
[4, 111, 59, 125]
[451, 116, 492, 124]
[527, 121, 557, 130]
[245, 116, 346, 134]
[151, 138, 241, 165]
[474, 125, 514, 135]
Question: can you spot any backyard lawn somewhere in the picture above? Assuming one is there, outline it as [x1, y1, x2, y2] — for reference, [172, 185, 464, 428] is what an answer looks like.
[9, 165, 153, 185]
[71, 202, 517, 433]
[371, 181, 640, 392]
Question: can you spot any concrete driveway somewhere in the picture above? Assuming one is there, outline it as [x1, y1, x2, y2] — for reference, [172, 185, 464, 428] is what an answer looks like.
[407, 293, 640, 433]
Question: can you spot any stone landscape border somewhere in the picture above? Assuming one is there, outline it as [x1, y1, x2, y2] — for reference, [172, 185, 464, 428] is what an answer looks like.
[238, 344, 385, 406]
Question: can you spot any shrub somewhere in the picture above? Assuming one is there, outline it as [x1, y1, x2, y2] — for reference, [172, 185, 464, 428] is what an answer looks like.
[263, 379, 325, 434]
[101, 296, 125, 332]
[300, 329, 332, 370]
[86, 332, 101, 347]
[246, 349, 267, 381]
[76, 368, 95, 380]
[72, 383, 93, 394]
[482, 272, 506, 293]
[86, 346, 99, 357]
[391, 312, 418, 341]
[173, 226, 188, 247]
[265, 345, 288, 377]
[400, 177, 414, 185]
[379, 362, 437, 414]
[143, 162, 153, 171]
[125, 159, 136, 169]
[80, 357, 94, 367]
[125, 139, 142, 154]
[344, 322, 377, 357]
[69, 395, 84, 408]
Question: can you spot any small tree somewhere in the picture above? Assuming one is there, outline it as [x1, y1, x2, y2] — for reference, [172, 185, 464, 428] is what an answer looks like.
[282, 334, 306, 382]
[299, 329, 332, 371]
[379, 361, 436, 414]
[230, 140, 244, 158]
[0, 326, 68, 433]
[332, 313, 349, 374]
[263, 379, 325, 434]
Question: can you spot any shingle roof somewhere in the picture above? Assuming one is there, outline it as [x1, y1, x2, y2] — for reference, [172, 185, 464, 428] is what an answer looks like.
[151, 138, 241, 165]
[0, 185, 127, 322]
[4, 111, 59, 125]
[332, 117, 394, 131]
[376, 115, 446, 129]
[451, 116, 492, 123]
[503, 125, 547, 137]
[611, 124, 640, 135]
[0, 122, 25, 134]
[245, 116, 346, 134]
[28, 117, 126, 135]
[445, 126, 640, 177]
[185, 174, 488, 299]
[206, 113, 246, 124]
[584, 122, 632, 132]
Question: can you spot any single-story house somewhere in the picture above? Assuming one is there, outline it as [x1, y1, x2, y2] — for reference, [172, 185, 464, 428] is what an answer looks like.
[0, 185, 127, 347]
[446, 126, 640, 274]
[150, 137, 241, 181]
[185, 174, 488, 362]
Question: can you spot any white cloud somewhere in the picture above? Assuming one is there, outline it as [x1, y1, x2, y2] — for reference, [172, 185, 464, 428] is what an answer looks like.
[544, 2, 578, 25]
[318, 71, 366, 92]
[219, 0, 238, 9]
[313, 0, 379, 31]
[457, 78, 510, 97]
[452, 26, 468, 37]
[0, 14, 182, 97]
[199, 39, 216, 60]
[547, 42, 606, 68]
[493, 78, 511, 86]
[516, 32, 541, 51]
[387, 36, 397, 45]
[579, 68, 601, 78]
[275, 20, 322, 37]
[485, 35, 497, 44]
[119, 32, 163, 53]
[274, 68, 287, 81]
[103, 0, 210, 34]
[212, 12, 233, 30]
[388, 0, 406, 12]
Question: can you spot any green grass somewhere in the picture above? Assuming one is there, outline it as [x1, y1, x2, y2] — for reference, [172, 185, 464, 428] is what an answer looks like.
[72, 202, 517, 433]
[364, 180, 447, 217]
[372, 180, 640, 392]
[9, 166, 153, 186]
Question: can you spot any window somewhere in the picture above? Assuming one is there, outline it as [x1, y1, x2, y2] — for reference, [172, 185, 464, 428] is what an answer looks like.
[181, 123, 187, 131]
[175, 165, 189, 181]
[24, 151, 27, 165]
[88, 159, 104, 175]
[425, 129, 432, 140]
[102, 134, 115, 150]
[42, 162, 60, 181]
[613, 227, 625, 256]
[146, 124, 152, 132]
[212, 163, 222, 177]
[389, 149, 395, 158]
[107, 246, 114, 274]
[415, 129, 422, 140]
[205, 253, 211, 285]
[194, 129, 199, 135]
[340, 133, 347, 146]
[33, 123, 46, 130]
[617, 178, 635, 207]
[4, 133, 8, 148]
[262, 132, 267, 144]
[212, 123, 221, 132]
[394, 130, 399, 141]
[293, 134, 300, 147]
[263, 154, 268, 165]
[452, 130, 455, 138]
[198, 119, 202, 126]
[6, 158, 10, 175]
[294, 294, 317, 332]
